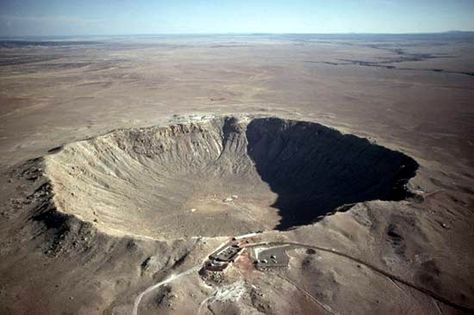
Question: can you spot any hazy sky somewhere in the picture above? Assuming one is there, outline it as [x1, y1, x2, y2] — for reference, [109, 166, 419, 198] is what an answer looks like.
[1, 0, 473, 36]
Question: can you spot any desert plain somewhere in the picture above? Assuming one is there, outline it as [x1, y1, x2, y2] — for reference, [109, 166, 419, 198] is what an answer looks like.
[0, 34, 473, 314]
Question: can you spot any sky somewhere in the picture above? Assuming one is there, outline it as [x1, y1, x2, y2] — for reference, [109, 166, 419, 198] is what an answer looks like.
[0, 0, 473, 36]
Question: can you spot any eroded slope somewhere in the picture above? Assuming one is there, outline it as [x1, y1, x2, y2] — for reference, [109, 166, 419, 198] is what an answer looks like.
[44, 116, 418, 239]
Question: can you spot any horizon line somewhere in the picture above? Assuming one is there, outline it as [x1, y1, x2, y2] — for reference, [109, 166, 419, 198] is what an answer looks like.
[1, 30, 474, 39]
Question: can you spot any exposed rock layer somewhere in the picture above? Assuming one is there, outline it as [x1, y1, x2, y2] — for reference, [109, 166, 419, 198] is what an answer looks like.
[44, 116, 418, 239]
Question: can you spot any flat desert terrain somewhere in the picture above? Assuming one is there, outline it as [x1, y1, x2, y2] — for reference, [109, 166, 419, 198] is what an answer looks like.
[0, 34, 473, 314]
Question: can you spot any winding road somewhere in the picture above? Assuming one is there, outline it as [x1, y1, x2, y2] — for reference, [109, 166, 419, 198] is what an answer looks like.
[132, 235, 244, 315]
[131, 266, 200, 315]
[131, 236, 474, 314]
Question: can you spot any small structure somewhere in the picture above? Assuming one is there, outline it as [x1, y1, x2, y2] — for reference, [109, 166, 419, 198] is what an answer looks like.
[252, 245, 290, 269]
[210, 243, 242, 262]
[204, 259, 229, 272]
[203, 241, 243, 272]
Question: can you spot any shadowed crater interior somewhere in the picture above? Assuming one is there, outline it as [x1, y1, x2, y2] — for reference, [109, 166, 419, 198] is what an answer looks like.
[246, 118, 418, 229]
[44, 116, 418, 239]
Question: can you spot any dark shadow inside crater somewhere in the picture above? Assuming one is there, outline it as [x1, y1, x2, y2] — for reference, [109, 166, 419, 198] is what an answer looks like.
[246, 117, 418, 230]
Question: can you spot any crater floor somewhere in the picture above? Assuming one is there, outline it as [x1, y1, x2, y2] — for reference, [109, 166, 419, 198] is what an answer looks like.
[44, 116, 418, 239]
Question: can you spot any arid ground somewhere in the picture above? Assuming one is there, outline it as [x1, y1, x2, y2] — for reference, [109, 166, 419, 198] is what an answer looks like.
[0, 34, 473, 314]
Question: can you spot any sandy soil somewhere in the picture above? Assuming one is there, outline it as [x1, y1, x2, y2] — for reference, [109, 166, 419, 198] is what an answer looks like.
[0, 34, 473, 314]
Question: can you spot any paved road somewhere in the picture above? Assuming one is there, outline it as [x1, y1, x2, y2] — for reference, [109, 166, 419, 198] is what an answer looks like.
[246, 241, 474, 313]
[131, 266, 200, 315]
[132, 234, 246, 315]
[132, 236, 474, 314]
